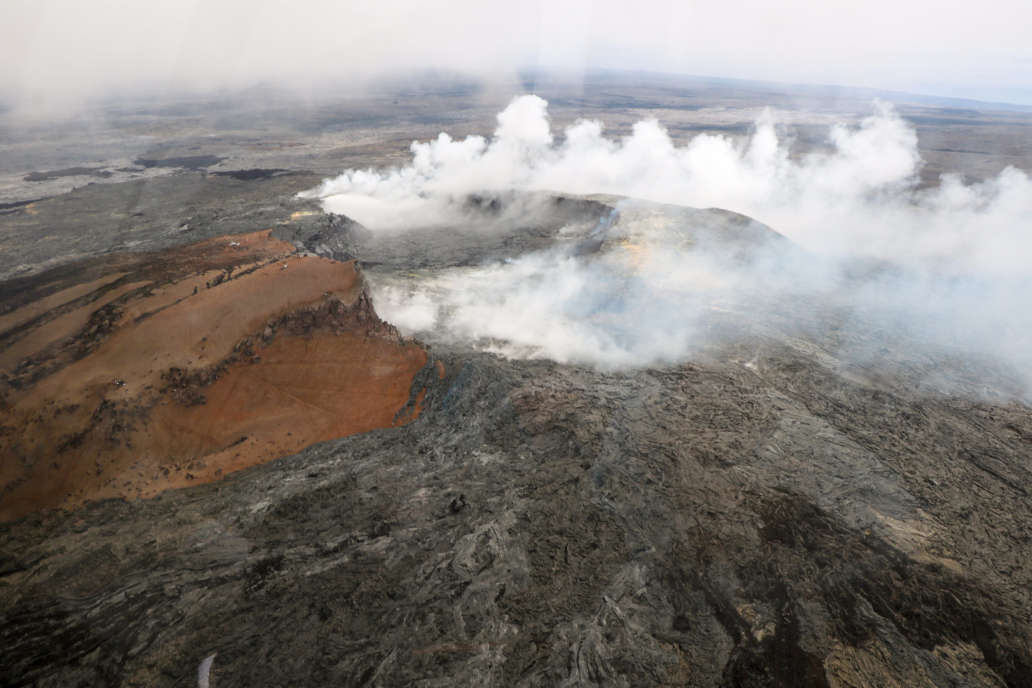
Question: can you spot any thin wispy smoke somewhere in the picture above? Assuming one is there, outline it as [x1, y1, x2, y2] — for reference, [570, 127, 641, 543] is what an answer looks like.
[307, 96, 1032, 392]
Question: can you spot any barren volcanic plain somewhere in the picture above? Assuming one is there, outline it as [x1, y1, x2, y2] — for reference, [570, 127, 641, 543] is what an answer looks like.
[1, 74, 1031, 687]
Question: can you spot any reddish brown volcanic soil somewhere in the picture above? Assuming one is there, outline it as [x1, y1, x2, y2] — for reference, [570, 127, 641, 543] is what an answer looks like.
[0, 231, 429, 520]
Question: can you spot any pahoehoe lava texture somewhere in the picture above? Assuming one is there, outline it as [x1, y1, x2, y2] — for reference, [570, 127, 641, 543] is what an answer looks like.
[0, 192, 1030, 687]
[2, 351, 1030, 686]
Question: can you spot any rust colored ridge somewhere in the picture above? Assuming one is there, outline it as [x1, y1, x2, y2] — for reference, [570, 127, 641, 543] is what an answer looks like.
[0, 229, 298, 389]
[0, 280, 152, 371]
[17, 254, 365, 407]
[0, 229, 293, 319]
[0, 272, 127, 336]
[0, 231, 431, 521]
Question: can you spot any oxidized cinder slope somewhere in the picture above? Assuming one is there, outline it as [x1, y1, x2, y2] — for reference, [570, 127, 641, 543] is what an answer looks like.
[0, 229, 431, 520]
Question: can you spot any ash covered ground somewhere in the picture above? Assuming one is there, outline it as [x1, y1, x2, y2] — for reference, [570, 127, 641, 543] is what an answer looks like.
[1, 76, 1031, 687]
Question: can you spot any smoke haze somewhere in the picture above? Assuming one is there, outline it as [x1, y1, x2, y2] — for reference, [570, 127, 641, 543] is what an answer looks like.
[308, 96, 1032, 394]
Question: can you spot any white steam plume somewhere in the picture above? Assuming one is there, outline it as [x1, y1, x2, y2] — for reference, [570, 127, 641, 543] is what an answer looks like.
[307, 96, 1032, 393]
[309, 95, 1032, 275]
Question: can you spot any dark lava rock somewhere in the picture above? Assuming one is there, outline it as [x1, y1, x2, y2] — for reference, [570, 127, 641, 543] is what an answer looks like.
[23, 167, 113, 182]
[0, 185, 1030, 687]
[212, 169, 293, 181]
[0, 198, 43, 214]
[0, 171, 322, 280]
[271, 211, 371, 264]
[1, 346, 1030, 686]
[133, 155, 225, 170]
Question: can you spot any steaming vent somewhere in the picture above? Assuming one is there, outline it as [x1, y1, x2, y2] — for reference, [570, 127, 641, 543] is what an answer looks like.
[300, 95, 1032, 398]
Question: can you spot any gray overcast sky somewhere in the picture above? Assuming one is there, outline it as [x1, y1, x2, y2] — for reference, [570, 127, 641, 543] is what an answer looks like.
[2, 0, 1031, 112]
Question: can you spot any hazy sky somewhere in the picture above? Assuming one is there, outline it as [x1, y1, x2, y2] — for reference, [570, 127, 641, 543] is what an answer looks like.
[2, 0, 1031, 112]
